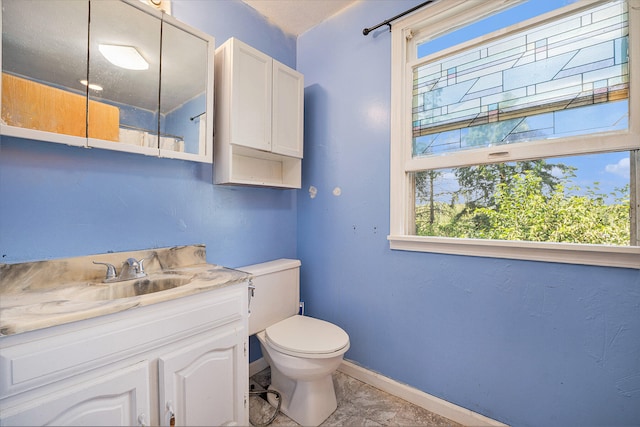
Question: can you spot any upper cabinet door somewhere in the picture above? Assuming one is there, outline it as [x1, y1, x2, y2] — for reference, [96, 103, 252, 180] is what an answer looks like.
[159, 16, 214, 163]
[230, 39, 272, 152]
[271, 59, 304, 158]
[88, 0, 161, 156]
[1, 0, 89, 146]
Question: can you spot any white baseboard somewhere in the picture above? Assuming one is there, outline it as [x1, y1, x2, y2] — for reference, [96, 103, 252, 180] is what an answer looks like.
[249, 357, 269, 377]
[338, 359, 508, 427]
[249, 357, 507, 427]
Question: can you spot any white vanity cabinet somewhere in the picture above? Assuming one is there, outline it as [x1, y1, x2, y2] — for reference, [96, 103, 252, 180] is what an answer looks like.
[214, 37, 304, 188]
[0, 283, 248, 426]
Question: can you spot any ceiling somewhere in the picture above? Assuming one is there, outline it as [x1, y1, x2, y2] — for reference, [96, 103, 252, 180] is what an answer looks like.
[241, 0, 358, 36]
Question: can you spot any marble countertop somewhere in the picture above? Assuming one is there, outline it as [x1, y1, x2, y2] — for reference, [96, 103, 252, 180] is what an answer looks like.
[0, 245, 251, 336]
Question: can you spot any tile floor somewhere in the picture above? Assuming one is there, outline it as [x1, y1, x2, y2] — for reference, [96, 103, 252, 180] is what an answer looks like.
[249, 368, 464, 427]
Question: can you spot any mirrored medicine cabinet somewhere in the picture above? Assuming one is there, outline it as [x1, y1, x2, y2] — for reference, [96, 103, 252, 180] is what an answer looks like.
[0, 0, 214, 162]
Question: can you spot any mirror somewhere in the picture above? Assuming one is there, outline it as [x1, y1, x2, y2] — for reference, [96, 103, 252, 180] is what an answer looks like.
[159, 19, 209, 157]
[1, 0, 213, 161]
[1, 0, 89, 141]
[88, 0, 161, 151]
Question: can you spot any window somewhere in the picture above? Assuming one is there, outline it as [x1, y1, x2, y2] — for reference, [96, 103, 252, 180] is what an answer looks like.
[389, 0, 640, 269]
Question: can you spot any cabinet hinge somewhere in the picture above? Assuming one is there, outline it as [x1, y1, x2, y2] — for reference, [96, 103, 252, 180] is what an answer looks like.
[244, 341, 247, 357]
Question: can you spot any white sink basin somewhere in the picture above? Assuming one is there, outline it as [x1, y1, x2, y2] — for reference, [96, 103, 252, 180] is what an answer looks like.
[75, 274, 194, 301]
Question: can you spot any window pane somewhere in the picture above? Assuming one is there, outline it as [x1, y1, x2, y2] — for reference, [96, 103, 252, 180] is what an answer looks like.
[416, 1, 581, 59]
[414, 152, 631, 245]
[412, 1, 629, 158]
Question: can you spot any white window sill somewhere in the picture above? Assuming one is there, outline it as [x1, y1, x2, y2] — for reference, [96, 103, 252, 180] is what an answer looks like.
[388, 235, 640, 270]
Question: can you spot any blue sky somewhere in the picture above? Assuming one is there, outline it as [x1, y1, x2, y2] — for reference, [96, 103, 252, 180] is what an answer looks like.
[561, 152, 630, 199]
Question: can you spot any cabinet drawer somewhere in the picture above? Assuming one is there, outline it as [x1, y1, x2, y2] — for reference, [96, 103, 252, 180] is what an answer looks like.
[0, 285, 246, 399]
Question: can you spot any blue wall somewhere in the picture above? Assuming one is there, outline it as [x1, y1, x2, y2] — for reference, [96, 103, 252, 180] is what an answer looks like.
[296, 1, 640, 427]
[172, 0, 296, 69]
[0, 0, 297, 268]
[1, 1, 639, 427]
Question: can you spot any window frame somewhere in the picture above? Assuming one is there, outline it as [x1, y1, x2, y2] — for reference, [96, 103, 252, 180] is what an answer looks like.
[389, 0, 640, 269]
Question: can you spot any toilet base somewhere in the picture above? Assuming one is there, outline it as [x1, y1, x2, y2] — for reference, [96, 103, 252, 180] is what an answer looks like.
[267, 373, 337, 426]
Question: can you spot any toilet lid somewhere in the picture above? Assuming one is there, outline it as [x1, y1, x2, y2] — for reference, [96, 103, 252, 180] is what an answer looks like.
[265, 315, 349, 355]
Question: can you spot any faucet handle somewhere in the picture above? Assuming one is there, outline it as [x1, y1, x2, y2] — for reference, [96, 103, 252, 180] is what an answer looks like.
[125, 257, 146, 274]
[93, 261, 117, 281]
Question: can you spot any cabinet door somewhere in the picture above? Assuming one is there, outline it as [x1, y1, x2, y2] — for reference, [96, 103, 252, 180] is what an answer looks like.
[0, 361, 151, 426]
[87, 0, 162, 156]
[159, 17, 214, 163]
[230, 39, 272, 152]
[1, 0, 89, 147]
[159, 328, 247, 426]
[272, 60, 304, 158]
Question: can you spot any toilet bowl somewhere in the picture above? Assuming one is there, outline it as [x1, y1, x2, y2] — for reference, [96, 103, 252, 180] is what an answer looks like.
[240, 259, 350, 426]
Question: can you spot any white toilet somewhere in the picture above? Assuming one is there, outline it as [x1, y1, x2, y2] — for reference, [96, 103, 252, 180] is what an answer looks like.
[241, 259, 350, 426]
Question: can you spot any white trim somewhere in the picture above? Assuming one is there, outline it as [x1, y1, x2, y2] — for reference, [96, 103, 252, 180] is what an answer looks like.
[405, 131, 638, 172]
[630, 0, 640, 136]
[249, 357, 508, 426]
[88, 137, 160, 157]
[389, 16, 411, 237]
[338, 359, 509, 427]
[0, 124, 87, 147]
[388, 235, 640, 269]
[249, 357, 269, 378]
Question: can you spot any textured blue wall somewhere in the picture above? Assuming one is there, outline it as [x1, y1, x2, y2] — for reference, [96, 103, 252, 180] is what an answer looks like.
[296, 1, 640, 427]
[2, 1, 639, 427]
[0, 0, 297, 268]
[172, 0, 296, 68]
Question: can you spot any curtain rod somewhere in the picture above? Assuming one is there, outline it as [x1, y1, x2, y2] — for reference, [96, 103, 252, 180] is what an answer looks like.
[363, 0, 435, 35]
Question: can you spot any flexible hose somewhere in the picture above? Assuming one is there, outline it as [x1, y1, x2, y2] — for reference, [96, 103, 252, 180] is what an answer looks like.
[248, 388, 281, 427]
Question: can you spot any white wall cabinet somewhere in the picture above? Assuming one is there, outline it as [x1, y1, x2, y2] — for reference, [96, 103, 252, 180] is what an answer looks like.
[214, 37, 304, 188]
[0, 0, 215, 163]
[0, 284, 248, 426]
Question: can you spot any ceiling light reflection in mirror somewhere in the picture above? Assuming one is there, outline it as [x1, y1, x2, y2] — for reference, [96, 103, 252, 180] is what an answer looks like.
[98, 44, 149, 70]
[80, 80, 103, 91]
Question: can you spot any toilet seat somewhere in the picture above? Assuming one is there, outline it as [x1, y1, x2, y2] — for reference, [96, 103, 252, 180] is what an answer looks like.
[265, 315, 349, 358]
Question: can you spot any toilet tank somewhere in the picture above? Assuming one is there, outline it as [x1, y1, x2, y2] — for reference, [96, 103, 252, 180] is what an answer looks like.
[238, 259, 301, 336]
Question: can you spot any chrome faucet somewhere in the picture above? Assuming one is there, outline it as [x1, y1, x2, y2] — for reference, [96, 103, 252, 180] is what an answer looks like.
[93, 257, 147, 283]
[119, 258, 146, 280]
